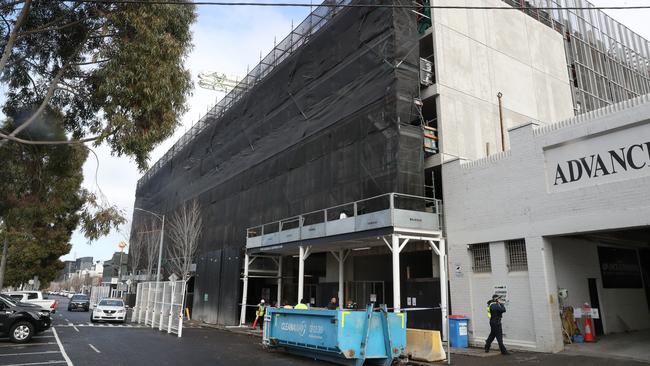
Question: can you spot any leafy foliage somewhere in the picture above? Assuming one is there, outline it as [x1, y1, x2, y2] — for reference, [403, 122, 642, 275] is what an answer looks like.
[0, 1, 196, 286]
[1, 0, 196, 169]
[0, 111, 124, 286]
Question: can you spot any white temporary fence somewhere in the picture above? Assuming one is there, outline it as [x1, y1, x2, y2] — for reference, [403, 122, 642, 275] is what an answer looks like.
[132, 280, 186, 337]
[89, 286, 111, 308]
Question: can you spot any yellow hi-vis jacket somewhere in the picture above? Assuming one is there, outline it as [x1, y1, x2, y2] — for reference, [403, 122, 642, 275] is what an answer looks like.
[256, 303, 266, 317]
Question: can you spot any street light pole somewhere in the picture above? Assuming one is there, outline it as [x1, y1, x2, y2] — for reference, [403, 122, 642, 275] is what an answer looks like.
[155, 215, 165, 282]
[133, 207, 165, 280]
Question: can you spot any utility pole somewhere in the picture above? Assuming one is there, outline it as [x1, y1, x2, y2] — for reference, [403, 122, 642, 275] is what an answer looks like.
[0, 219, 7, 290]
[0, 236, 7, 290]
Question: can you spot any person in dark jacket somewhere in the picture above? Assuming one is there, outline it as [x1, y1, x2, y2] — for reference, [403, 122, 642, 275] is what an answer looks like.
[326, 297, 338, 310]
[485, 294, 510, 355]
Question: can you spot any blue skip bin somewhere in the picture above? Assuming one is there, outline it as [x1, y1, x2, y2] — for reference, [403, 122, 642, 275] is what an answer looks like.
[263, 304, 406, 366]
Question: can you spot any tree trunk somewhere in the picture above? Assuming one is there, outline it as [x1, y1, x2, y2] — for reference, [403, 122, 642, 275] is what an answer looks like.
[0, 238, 8, 290]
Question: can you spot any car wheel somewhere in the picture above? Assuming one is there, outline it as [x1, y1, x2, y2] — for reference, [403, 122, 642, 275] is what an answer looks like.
[67, 307, 72, 311]
[9, 321, 34, 344]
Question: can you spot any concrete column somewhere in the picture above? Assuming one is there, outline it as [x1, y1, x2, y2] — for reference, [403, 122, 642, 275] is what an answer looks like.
[277, 256, 283, 305]
[338, 249, 344, 309]
[298, 246, 305, 303]
[239, 253, 250, 326]
[392, 235, 401, 312]
[526, 236, 563, 352]
[439, 239, 448, 341]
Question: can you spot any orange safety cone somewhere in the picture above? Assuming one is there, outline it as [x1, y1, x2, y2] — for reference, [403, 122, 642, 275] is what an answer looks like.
[252, 316, 259, 329]
[583, 317, 595, 342]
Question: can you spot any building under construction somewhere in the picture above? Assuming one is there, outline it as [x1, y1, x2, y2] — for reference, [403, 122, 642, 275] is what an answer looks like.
[133, 0, 650, 353]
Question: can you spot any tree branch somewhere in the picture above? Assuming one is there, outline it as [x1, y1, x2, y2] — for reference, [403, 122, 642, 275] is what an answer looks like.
[0, 66, 66, 147]
[0, 1, 27, 11]
[55, 86, 83, 97]
[71, 59, 110, 66]
[0, 131, 102, 145]
[0, 0, 31, 74]
[17, 17, 86, 39]
[0, 30, 94, 147]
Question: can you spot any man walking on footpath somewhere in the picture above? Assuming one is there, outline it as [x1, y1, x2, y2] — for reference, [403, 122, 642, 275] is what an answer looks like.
[485, 294, 510, 355]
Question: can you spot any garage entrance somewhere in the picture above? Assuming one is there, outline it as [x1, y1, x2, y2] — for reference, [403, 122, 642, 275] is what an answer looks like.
[552, 227, 650, 362]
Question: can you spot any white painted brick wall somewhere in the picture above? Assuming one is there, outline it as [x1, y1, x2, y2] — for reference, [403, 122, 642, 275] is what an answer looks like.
[443, 96, 650, 352]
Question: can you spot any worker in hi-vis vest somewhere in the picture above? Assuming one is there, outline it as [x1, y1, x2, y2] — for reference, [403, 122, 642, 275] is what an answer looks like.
[252, 299, 266, 329]
[485, 294, 510, 355]
[294, 298, 309, 310]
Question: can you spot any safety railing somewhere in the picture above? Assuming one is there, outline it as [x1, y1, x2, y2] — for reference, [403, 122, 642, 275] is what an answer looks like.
[246, 193, 442, 250]
[137, 0, 352, 189]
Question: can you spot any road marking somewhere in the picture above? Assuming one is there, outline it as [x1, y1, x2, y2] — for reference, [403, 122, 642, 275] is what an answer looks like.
[1, 361, 66, 366]
[32, 335, 54, 339]
[72, 326, 79, 332]
[88, 344, 100, 354]
[64, 319, 70, 323]
[0, 342, 56, 348]
[0, 351, 60, 356]
[52, 327, 73, 366]
[53, 323, 144, 328]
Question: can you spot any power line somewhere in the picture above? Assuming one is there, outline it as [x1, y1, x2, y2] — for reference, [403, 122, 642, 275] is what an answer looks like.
[53, 1, 650, 11]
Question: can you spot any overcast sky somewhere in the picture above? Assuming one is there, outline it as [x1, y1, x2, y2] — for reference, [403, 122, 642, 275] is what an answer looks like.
[61, 0, 650, 263]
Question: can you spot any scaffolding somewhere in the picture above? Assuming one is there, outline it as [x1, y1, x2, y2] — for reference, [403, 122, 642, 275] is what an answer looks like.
[241, 193, 450, 339]
[137, 0, 351, 189]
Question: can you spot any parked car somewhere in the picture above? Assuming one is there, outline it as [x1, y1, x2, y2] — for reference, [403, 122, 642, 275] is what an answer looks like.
[68, 294, 90, 312]
[91, 298, 126, 323]
[4, 291, 58, 314]
[0, 294, 51, 343]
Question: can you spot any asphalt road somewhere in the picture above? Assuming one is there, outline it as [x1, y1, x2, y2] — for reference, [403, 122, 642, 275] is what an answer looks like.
[0, 296, 646, 366]
[0, 295, 322, 366]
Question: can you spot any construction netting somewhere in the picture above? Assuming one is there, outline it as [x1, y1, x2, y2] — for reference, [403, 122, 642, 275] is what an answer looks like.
[133, 0, 421, 325]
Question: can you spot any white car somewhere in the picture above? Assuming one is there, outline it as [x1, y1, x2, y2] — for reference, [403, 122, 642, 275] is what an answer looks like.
[91, 298, 126, 323]
[4, 291, 58, 313]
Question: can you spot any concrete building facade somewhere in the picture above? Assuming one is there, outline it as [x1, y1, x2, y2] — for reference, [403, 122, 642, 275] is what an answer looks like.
[423, 0, 575, 165]
[443, 94, 650, 352]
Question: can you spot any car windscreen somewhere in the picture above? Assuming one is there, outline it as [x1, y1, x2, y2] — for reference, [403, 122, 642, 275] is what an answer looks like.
[98, 300, 123, 307]
[71, 295, 89, 301]
[0, 294, 17, 306]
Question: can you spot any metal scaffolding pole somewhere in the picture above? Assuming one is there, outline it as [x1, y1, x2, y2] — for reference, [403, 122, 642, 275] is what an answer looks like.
[439, 239, 448, 341]
[298, 246, 311, 303]
[428, 238, 448, 341]
[392, 235, 401, 313]
[239, 253, 250, 326]
[331, 249, 349, 309]
[298, 246, 305, 303]
[338, 249, 344, 309]
[277, 256, 283, 305]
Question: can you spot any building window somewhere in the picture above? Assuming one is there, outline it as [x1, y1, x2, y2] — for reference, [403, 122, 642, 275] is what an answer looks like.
[506, 239, 528, 272]
[470, 243, 491, 273]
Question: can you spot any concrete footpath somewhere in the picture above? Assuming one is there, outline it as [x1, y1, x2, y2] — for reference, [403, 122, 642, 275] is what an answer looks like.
[195, 322, 648, 365]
